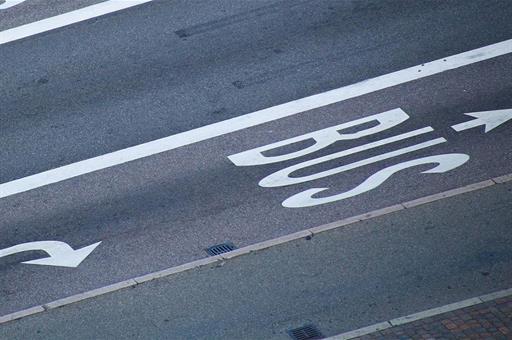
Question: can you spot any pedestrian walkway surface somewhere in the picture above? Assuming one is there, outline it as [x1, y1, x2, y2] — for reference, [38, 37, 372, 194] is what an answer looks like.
[354, 294, 512, 339]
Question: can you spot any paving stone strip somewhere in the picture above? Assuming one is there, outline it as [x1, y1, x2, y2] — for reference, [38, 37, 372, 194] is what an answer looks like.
[351, 295, 512, 339]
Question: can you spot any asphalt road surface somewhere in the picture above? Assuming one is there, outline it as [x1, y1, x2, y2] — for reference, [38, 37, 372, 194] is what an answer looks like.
[1, 180, 511, 339]
[0, 0, 511, 337]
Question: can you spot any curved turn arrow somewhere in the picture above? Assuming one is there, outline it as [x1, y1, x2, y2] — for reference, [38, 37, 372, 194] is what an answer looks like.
[451, 109, 512, 133]
[0, 241, 101, 268]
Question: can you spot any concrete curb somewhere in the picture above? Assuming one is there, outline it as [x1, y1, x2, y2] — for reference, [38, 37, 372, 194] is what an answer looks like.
[0, 306, 45, 324]
[44, 280, 138, 310]
[328, 322, 392, 340]
[326, 288, 512, 339]
[401, 179, 494, 208]
[479, 287, 512, 302]
[1, 173, 511, 325]
[389, 297, 482, 326]
[493, 173, 512, 183]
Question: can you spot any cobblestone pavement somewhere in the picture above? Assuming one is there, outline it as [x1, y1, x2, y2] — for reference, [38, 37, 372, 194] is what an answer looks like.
[356, 295, 512, 339]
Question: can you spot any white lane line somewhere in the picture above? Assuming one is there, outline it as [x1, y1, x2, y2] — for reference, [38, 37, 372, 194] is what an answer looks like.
[0, 0, 152, 45]
[1, 39, 512, 199]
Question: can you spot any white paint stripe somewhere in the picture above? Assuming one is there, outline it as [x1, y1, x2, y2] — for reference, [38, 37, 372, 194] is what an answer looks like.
[0, 175, 510, 325]
[1, 40, 512, 198]
[0, 0, 152, 45]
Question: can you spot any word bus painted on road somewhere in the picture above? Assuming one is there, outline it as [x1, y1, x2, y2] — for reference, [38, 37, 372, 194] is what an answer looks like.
[228, 108, 512, 208]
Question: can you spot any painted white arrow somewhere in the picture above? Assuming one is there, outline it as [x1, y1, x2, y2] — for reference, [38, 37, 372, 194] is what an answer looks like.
[451, 109, 512, 133]
[0, 241, 101, 268]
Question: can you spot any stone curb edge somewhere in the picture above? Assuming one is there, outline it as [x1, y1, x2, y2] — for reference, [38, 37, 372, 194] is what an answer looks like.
[326, 288, 512, 340]
[1, 173, 511, 325]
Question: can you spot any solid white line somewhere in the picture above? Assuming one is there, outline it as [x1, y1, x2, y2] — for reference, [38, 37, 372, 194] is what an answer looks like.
[1, 39, 512, 199]
[0, 0, 152, 45]
[0, 174, 511, 325]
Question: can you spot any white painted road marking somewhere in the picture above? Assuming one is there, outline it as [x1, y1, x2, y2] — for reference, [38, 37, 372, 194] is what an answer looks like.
[258, 132, 441, 188]
[235, 108, 510, 207]
[228, 108, 410, 166]
[0, 0, 27, 10]
[282, 154, 470, 208]
[1, 40, 512, 199]
[0, 241, 101, 268]
[451, 109, 512, 132]
[0, 174, 510, 324]
[0, 0, 152, 45]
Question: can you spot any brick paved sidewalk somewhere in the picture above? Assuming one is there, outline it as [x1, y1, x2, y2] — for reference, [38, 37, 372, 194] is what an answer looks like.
[355, 295, 512, 339]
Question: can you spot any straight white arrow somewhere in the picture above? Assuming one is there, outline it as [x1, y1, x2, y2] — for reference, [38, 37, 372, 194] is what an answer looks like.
[451, 109, 512, 133]
[0, 241, 101, 268]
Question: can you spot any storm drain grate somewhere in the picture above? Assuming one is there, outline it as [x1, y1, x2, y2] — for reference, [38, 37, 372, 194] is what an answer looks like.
[206, 242, 236, 256]
[287, 324, 324, 340]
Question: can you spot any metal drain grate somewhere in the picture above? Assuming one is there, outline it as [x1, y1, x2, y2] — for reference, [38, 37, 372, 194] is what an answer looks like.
[206, 242, 236, 256]
[287, 324, 324, 340]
